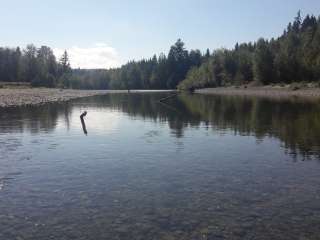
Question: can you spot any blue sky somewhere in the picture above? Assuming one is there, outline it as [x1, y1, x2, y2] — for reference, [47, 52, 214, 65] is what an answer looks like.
[1, 0, 320, 68]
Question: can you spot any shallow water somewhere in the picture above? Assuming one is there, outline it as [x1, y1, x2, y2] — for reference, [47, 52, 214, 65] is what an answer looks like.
[1, 93, 320, 240]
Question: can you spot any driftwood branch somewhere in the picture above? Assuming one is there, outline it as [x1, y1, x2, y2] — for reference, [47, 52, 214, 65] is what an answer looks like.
[80, 111, 88, 135]
[158, 93, 178, 103]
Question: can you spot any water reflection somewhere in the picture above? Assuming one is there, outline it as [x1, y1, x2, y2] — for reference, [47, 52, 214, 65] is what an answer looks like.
[1, 93, 320, 160]
[2, 93, 320, 239]
[74, 93, 320, 160]
[177, 94, 320, 160]
[0, 103, 72, 134]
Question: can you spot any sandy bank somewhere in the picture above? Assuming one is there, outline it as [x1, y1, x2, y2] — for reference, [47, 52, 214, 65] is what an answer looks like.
[196, 86, 320, 99]
[0, 88, 124, 108]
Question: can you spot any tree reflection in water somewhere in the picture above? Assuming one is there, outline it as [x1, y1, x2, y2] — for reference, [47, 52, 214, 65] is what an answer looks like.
[1, 92, 320, 160]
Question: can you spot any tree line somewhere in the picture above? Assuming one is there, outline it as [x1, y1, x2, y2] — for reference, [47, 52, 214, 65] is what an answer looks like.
[179, 12, 320, 90]
[0, 39, 208, 89]
[105, 39, 209, 90]
[71, 40, 209, 89]
[0, 44, 71, 87]
[0, 12, 319, 89]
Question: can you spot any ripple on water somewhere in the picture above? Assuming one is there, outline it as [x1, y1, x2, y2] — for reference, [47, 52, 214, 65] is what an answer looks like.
[1, 93, 320, 239]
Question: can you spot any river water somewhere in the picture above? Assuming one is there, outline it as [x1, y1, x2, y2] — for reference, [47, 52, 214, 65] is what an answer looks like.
[1, 92, 320, 240]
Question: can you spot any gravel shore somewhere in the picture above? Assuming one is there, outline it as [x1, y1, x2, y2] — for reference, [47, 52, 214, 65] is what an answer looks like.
[0, 88, 122, 108]
[196, 86, 320, 99]
[1, 87, 319, 108]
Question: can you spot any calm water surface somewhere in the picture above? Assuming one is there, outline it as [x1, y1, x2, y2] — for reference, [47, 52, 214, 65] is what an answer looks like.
[1, 93, 320, 240]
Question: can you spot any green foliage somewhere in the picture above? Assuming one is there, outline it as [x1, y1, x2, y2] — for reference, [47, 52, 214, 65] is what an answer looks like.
[1, 12, 320, 90]
[104, 39, 206, 90]
[253, 38, 274, 84]
[59, 50, 71, 74]
[178, 45, 255, 90]
[0, 45, 71, 88]
[179, 12, 320, 90]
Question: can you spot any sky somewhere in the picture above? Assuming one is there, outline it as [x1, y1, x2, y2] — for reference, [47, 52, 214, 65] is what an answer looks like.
[1, 0, 320, 69]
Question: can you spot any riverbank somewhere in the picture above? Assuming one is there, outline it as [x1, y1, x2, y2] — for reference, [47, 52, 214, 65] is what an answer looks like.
[0, 88, 177, 108]
[0, 88, 122, 108]
[2, 86, 320, 108]
[196, 85, 320, 99]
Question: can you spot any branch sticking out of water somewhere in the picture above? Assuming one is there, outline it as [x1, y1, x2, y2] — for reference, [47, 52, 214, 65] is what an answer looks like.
[80, 111, 88, 135]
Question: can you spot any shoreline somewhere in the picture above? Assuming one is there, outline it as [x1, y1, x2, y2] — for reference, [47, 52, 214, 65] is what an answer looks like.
[195, 86, 320, 100]
[0, 88, 115, 108]
[1, 86, 320, 108]
[0, 88, 176, 108]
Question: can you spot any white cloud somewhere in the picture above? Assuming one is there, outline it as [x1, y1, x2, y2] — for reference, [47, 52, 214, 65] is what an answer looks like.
[53, 43, 121, 69]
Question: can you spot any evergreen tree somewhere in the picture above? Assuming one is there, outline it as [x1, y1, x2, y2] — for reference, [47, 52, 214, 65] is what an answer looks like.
[253, 39, 274, 84]
[59, 50, 71, 73]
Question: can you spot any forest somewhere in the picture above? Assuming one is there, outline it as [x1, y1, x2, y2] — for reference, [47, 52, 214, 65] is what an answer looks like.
[0, 12, 319, 90]
[0, 45, 71, 88]
[178, 11, 320, 90]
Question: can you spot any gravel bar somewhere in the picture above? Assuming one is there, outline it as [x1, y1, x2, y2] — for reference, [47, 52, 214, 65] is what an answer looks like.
[0, 88, 124, 108]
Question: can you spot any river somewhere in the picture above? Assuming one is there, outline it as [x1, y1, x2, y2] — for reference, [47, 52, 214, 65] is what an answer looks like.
[1, 92, 320, 240]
